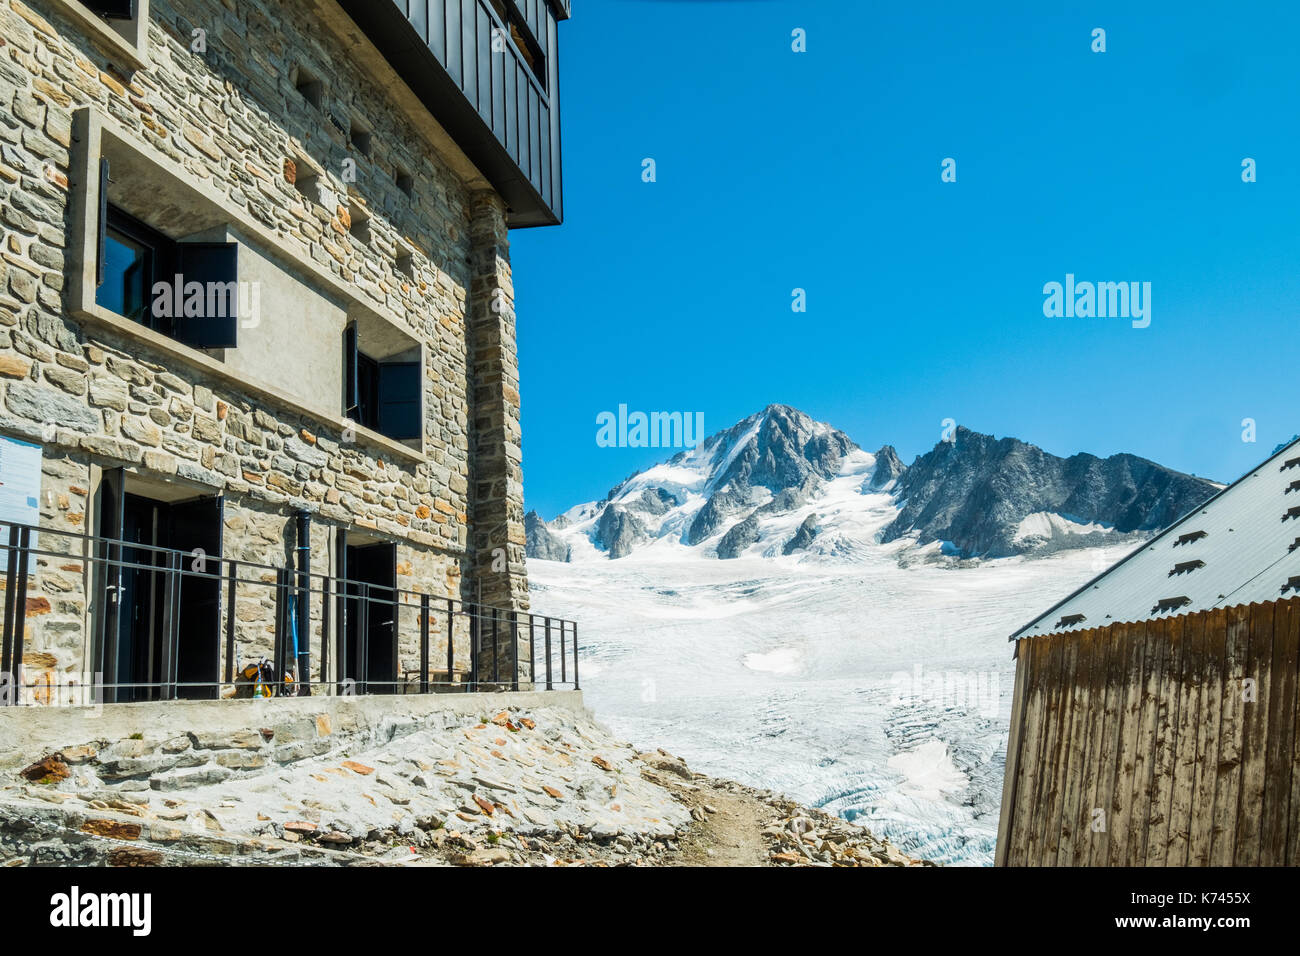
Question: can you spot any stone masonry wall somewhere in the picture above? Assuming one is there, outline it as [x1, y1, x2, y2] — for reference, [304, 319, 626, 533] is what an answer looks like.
[467, 192, 531, 682]
[0, 0, 533, 695]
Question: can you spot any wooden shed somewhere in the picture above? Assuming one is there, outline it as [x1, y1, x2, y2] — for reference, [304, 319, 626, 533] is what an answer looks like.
[996, 438, 1300, 866]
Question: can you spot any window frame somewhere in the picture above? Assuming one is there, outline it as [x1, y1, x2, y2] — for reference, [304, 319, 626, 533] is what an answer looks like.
[344, 322, 423, 446]
[69, 107, 428, 465]
[49, 0, 151, 71]
[95, 202, 241, 350]
[99, 203, 170, 328]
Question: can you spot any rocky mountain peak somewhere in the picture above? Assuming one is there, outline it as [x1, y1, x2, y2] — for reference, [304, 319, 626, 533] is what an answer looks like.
[880, 427, 1221, 558]
[524, 510, 571, 563]
[526, 412, 1221, 564]
[867, 444, 906, 490]
[705, 403, 858, 494]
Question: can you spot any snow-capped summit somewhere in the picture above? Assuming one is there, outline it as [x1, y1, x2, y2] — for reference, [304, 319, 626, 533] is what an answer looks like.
[529, 404, 891, 561]
[527, 407, 1223, 563]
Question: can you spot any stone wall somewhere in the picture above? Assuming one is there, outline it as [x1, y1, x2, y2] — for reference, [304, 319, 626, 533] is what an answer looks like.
[467, 192, 531, 679]
[0, 0, 535, 695]
[4, 446, 95, 704]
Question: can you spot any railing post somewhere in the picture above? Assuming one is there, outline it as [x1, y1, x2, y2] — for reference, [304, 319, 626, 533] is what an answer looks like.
[389, 586, 399, 697]
[510, 610, 519, 692]
[572, 621, 580, 691]
[420, 593, 430, 694]
[544, 617, 553, 691]
[528, 613, 535, 689]
[224, 561, 237, 686]
[273, 567, 286, 691]
[491, 608, 499, 685]
[159, 550, 180, 701]
[295, 511, 312, 697]
[320, 571, 330, 695]
[1, 525, 19, 695]
[336, 572, 348, 697]
[103, 530, 122, 705]
[5, 528, 31, 706]
[446, 598, 455, 691]
[89, 530, 105, 704]
[559, 619, 566, 686]
[469, 606, 478, 691]
[357, 582, 369, 695]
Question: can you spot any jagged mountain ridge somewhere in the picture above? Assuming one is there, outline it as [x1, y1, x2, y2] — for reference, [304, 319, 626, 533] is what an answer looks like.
[880, 426, 1221, 558]
[527, 405, 1222, 562]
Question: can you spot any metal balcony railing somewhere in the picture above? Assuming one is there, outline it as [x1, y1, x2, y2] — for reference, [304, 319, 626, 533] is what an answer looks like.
[0, 519, 578, 706]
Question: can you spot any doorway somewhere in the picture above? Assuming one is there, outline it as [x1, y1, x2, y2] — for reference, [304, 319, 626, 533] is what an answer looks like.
[338, 534, 397, 695]
[95, 470, 223, 702]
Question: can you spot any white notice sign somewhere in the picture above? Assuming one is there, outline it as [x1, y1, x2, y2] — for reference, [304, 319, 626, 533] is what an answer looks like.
[0, 435, 41, 572]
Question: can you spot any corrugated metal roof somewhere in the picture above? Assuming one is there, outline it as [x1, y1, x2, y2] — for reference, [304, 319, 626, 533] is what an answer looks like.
[1011, 435, 1300, 641]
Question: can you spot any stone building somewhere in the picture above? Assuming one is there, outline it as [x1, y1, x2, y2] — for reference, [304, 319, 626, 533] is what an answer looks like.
[0, 0, 570, 701]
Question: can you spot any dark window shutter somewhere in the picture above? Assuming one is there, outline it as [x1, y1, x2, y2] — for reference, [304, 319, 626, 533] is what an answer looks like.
[357, 353, 379, 428]
[378, 361, 421, 441]
[82, 0, 136, 19]
[343, 323, 359, 419]
[172, 243, 239, 349]
[96, 157, 109, 287]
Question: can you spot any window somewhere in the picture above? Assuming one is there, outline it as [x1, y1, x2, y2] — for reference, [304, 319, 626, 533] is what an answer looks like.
[53, 1, 150, 70]
[291, 165, 320, 203]
[394, 247, 413, 279]
[294, 65, 323, 110]
[94, 159, 241, 350]
[348, 201, 371, 243]
[394, 165, 414, 198]
[487, 0, 547, 89]
[287, 154, 324, 205]
[99, 206, 161, 324]
[349, 118, 372, 157]
[344, 323, 420, 443]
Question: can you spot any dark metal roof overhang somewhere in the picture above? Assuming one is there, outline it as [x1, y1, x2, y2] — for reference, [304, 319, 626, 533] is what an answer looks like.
[336, 0, 565, 229]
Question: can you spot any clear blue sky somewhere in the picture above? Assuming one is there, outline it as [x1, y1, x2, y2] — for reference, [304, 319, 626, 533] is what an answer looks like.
[511, 0, 1300, 519]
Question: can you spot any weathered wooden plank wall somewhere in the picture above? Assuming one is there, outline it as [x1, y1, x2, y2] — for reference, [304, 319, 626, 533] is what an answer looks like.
[996, 598, 1300, 866]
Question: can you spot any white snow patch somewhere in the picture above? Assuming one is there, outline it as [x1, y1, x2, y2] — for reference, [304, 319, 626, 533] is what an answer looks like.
[1013, 511, 1114, 544]
[887, 739, 968, 801]
[742, 647, 800, 674]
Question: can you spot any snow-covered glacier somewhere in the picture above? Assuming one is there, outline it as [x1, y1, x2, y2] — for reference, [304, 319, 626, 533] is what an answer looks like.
[527, 541, 1115, 867]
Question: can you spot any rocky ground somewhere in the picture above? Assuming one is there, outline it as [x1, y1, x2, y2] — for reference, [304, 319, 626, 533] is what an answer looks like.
[399, 753, 935, 868]
[0, 703, 934, 868]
